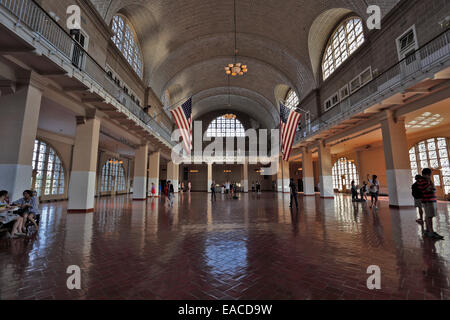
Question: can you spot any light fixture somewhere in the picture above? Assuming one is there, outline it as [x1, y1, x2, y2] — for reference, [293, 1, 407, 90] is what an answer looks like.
[224, 63, 248, 77]
[224, 0, 248, 76]
[223, 114, 237, 120]
[405, 112, 443, 129]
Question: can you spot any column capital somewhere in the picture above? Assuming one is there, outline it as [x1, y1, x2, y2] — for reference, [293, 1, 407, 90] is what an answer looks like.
[16, 70, 48, 91]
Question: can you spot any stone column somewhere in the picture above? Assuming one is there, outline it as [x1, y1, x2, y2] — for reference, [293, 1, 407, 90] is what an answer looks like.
[0, 74, 44, 201]
[207, 163, 213, 193]
[301, 147, 315, 196]
[148, 151, 160, 197]
[133, 144, 148, 200]
[167, 161, 179, 193]
[68, 116, 101, 213]
[318, 141, 334, 198]
[381, 110, 412, 207]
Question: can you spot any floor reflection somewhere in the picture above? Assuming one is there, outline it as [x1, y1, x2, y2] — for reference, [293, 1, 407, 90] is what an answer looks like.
[0, 193, 448, 300]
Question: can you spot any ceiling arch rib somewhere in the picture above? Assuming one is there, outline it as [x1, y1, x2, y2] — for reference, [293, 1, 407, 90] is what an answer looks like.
[150, 32, 314, 99]
[161, 56, 294, 109]
[193, 95, 275, 129]
[90, 0, 402, 123]
[193, 87, 279, 123]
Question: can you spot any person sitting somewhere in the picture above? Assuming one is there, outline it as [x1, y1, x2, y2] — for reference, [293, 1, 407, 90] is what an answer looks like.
[0, 190, 25, 238]
[12, 190, 39, 233]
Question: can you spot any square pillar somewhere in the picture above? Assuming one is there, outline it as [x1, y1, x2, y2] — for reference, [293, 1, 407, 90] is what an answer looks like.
[133, 144, 148, 200]
[167, 161, 179, 193]
[301, 147, 315, 195]
[0, 77, 43, 201]
[277, 158, 283, 193]
[381, 111, 412, 207]
[148, 151, 160, 197]
[68, 116, 101, 213]
[282, 160, 290, 193]
[318, 141, 334, 198]
[207, 163, 213, 193]
[241, 158, 249, 193]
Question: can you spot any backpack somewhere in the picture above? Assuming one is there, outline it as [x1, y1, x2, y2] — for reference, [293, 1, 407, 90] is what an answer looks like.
[412, 182, 423, 199]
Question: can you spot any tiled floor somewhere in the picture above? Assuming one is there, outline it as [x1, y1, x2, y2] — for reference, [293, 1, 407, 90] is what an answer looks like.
[0, 193, 449, 300]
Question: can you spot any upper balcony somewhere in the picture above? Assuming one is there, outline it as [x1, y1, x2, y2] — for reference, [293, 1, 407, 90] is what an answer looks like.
[0, 0, 175, 149]
[294, 29, 450, 146]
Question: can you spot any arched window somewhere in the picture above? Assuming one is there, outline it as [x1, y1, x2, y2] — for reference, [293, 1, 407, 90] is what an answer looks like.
[111, 15, 143, 78]
[332, 157, 359, 191]
[206, 115, 245, 138]
[322, 17, 365, 80]
[409, 137, 450, 195]
[32, 140, 65, 197]
[101, 159, 126, 193]
[285, 89, 299, 110]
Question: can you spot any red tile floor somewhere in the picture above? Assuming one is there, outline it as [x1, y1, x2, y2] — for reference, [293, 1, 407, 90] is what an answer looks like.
[0, 192, 449, 300]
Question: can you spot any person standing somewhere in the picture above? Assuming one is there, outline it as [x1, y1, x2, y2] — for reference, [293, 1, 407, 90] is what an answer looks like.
[188, 181, 192, 193]
[367, 174, 380, 209]
[211, 181, 217, 202]
[417, 168, 444, 240]
[225, 181, 230, 195]
[289, 179, 298, 208]
[151, 183, 156, 197]
[167, 181, 175, 207]
[351, 181, 359, 202]
[412, 175, 424, 224]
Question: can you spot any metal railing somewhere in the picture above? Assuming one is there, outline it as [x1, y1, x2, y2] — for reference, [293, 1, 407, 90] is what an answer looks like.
[0, 0, 174, 145]
[296, 29, 450, 142]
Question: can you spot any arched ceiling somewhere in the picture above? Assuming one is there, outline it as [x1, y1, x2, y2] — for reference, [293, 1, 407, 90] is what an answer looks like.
[90, 0, 400, 126]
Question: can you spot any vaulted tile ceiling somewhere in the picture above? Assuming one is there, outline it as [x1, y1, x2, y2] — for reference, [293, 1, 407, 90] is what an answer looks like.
[90, 0, 400, 128]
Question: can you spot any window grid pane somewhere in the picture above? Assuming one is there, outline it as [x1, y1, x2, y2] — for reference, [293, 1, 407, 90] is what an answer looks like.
[206, 115, 245, 138]
[322, 17, 365, 80]
[32, 140, 65, 196]
[111, 15, 143, 78]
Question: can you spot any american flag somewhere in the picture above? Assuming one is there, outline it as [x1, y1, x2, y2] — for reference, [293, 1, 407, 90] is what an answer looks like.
[171, 98, 192, 155]
[280, 102, 301, 161]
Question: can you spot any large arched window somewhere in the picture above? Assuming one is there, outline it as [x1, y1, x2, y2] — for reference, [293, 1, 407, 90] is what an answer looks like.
[322, 17, 365, 80]
[111, 15, 143, 78]
[409, 137, 450, 196]
[285, 89, 299, 110]
[100, 159, 126, 193]
[206, 115, 245, 138]
[32, 139, 65, 197]
[332, 157, 359, 191]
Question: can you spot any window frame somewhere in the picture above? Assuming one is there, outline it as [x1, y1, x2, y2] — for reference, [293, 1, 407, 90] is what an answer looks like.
[32, 139, 66, 197]
[284, 89, 300, 110]
[111, 14, 144, 78]
[206, 115, 246, 138]
[321, 16, 365, 81]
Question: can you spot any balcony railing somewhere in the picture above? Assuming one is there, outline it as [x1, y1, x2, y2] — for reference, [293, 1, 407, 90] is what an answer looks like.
[296, 29, 450, 142]
[0, 0, 174, 145]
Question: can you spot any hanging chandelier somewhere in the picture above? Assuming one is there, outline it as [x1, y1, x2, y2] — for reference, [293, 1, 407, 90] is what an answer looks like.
[225, 63, 248, 76]
[225, 0, 248, 76]
[223, 114, 237, 120]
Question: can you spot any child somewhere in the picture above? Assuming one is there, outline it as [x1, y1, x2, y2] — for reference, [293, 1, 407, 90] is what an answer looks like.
[417, 168, 444, 240]
[411, 175, 424, 224]
[360, 181, 368, 201]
